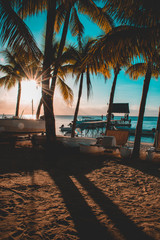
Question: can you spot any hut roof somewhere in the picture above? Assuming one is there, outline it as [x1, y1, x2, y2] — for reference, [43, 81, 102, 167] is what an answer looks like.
[109, 103, 130, 113]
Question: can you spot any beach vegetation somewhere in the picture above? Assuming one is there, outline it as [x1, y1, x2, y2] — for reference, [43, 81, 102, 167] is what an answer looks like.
[17, 0, 114, 145]
[0, 48, 38, 117]
[126, 51, 160, 159]
[36, 39, 73, 120]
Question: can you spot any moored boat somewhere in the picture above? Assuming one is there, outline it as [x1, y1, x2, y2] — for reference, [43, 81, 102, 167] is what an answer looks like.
[0, 116, 45, 137]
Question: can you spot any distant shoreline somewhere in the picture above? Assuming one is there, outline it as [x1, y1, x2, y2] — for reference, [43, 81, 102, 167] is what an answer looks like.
[0, 114, 158, 118]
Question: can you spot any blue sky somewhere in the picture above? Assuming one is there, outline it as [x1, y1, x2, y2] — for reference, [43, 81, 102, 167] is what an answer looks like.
[0, 10, 159, 116]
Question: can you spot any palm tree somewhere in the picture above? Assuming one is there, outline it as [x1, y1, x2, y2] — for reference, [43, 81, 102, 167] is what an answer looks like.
[87, 26, 155, 132]
[0, 48, 36, 116]
[103, 0, 160, 159]
[105, 64, 121, 131]
[51, 0, 114, 95]
[18, 0, 114, 144]
[48, 0, 114, 141]
[35, 39, 73, 119]
[126, 55, 160, 159]
[0, 0, 58, 143]
[63, 39, 110, 137]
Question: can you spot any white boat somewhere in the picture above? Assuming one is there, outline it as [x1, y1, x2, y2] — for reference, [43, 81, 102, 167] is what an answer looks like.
[0, 116, 45, 136]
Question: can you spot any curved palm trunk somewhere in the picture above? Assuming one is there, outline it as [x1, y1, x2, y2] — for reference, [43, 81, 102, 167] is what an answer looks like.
[105, 66, 120, 133]
[42, 0, 56, 144]
[131, 61, 152, 160]
[15, 81, 21, 117]
[51, 6, 71, 95]
[36, 97, 43, 119]
[154, 107, 160, 147]
[71, 73, 83, 138]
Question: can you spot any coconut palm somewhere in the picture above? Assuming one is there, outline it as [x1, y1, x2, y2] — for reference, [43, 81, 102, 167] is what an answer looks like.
[63, 39, 110, 137]
[87, 26, 156, 133]
[126, 54, 160, 158]
[17, 0, 114, 144]
[48, 0, 114, 142]
[105, 65, 121, 131]
[103, 0, 160, 159]
[0, 48, 37, 116]
[35, 39, 73, 119]
[3, 0, 58, 143]
[51, 0, 114, 95]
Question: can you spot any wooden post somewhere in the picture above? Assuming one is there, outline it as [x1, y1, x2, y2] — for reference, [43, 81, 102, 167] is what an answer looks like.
[32, 99, 34, 116]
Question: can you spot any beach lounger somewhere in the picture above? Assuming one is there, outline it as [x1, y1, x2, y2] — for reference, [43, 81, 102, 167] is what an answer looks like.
[106, 129, 129, 146]
[80, 129, 129, 154]
[80, 135, 116, 154]
[103, 129, 129, 154]
[146, 131, 160, 161]
[104, 129, 130, 157]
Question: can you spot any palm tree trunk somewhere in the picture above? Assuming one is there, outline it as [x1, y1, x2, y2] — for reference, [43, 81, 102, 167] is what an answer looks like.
[42, 0, 56, 144]
[105, 66, 120, 133]
[51, 6, 71, 95]
[15, 81, 21, 117]
[153, 107, 160, 147]
[36, 97, 43, 119]
[131, 61, 152, 160]
[71, 73, 83, 138]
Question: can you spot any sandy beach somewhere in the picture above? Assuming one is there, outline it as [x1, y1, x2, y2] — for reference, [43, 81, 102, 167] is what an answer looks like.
[0, 141, 160, 240]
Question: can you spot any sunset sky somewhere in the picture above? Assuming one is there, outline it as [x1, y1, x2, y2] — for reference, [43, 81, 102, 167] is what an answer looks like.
[0, 11, 159, 117]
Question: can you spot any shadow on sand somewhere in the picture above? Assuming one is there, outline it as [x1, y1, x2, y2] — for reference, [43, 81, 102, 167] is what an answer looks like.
[0, 144, 158, 239]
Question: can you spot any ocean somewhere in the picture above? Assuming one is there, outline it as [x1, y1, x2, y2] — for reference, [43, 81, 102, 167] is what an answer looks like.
[0, 114, 158, 144]
[55, 115, 158, 144]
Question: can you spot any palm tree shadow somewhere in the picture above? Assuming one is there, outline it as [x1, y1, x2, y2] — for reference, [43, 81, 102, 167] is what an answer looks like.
[47, 150, 154, 240]
[75, 174, 154, 240]
[48, 169, 114, 239]
[116, 158, 160, 179]
[0, 145, 156, 239]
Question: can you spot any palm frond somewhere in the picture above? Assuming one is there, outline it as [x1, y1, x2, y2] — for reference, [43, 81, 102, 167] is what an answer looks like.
[0, 75, 16, 89]
[0, 75, 10, 87]
[152, 65, 160, 79]
[55, 4, 66, 33]
[104, 0, 160, 27]
[1, 49, 17, 67]
[89, 26, 156, 68]
[56, 76, 73, 105]
[126, 63, 148, 80]
[69, 7, 84, 40]
[78, 0, 114, 33]
[74, 73, 81, 85]
[0, 64, 13, 75]
[18, 0, 47, 18]
[0, 0, 42, 60]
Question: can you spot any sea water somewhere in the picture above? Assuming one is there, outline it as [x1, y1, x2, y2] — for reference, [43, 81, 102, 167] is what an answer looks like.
[55, 115, 158, 144]
[0, 114, 158, 144]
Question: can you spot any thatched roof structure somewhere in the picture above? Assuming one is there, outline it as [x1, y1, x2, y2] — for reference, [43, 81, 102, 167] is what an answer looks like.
[109, 103, 130, 113]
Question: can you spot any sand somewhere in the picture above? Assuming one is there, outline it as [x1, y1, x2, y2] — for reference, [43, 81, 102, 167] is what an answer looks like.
[0, 141, 160, 240]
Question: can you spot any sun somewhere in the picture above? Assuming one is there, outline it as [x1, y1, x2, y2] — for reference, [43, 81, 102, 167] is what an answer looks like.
[21, 79, 42, 105]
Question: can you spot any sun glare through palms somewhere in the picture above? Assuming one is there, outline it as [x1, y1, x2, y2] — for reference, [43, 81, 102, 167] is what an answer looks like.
[21, 79, 41, 104]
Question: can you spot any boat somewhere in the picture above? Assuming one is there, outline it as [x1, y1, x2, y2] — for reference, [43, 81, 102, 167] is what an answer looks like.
[0, 116, 45, 137]
[60, 103, 132, 135]
[116, 127, 155, 137]
[59, 124, 72, 133]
